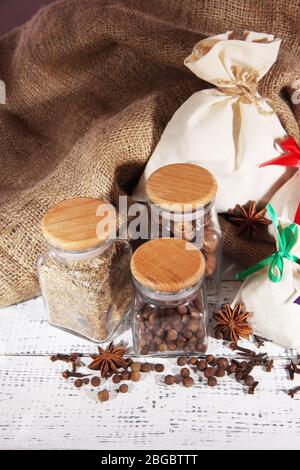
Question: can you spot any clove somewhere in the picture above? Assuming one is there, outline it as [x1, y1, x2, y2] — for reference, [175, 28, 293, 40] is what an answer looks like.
[50, 353, 84, 362]
[265, 359, 274, 372]
[288, 386, 300, 398]
[248, 381, 259, 395]
[286, 361, 299, 380]
[62, 370, 91, 379]
[254, 335, 265, 348]
[230, 343, 256, 356]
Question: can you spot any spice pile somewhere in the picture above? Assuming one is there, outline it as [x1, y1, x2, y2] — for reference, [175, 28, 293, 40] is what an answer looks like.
[50, 340, 277, 402]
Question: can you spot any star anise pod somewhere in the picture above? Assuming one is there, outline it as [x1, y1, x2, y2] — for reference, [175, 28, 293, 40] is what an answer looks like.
[214, 304, 252, 343]
[88, 341, 127, 377]
[222, 201, 271, 240]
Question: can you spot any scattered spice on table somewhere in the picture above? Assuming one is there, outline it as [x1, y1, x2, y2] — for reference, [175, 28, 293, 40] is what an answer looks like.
[50, 340, 281, 402]
[214, 304, 252, 343]
[88, 341, 128, 377]
[74, 379, 83, 388]
[254, 335, 265, 348]
[62, 370, 90, 379]
[91, 376, 101, 387]
[164, 375, 176, 385]
[98, 390, 109, 402]
[288, 386, 300, 398]
[130, 371, 141, 382]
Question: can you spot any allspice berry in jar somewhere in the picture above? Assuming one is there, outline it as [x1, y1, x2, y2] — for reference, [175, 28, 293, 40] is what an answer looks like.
[146, 163, 222, 294]
[37, 198, 132, 342]
[130, 238, 208, 357]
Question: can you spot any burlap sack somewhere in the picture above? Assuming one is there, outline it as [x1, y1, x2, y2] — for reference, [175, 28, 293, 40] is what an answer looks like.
[0, 0, 300, 307]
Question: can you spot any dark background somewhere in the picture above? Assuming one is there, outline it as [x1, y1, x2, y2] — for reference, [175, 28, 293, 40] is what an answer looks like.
[0, 0, 55, 35]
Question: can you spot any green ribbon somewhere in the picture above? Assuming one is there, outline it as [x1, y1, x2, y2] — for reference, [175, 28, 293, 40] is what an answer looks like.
[236, 203, 300, 283]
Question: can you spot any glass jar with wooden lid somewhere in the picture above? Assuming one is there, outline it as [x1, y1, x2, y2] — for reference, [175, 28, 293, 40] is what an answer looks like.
[145, 163, 222, 294]
[37, 197, 132, 342]
[131, 238, 208, 357]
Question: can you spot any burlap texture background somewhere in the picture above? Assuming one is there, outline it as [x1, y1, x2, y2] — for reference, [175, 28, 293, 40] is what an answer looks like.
[0, 0, 299, 307]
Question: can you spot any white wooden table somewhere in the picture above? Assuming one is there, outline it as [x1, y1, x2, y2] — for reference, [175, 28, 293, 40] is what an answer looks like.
[1, 261, 300, 450]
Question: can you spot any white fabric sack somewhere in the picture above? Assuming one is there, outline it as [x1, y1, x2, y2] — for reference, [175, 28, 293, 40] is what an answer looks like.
[268, 170, 300, 248]
[134, 31, 293, 212]
[269, 170, 300, 223]
[234, 223, 300, 351]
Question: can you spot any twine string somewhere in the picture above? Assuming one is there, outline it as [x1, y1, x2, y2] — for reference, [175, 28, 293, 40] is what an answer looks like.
[217, 65, 274, 116]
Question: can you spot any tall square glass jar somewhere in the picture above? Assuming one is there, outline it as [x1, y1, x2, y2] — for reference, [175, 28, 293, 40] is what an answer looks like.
[37, 197, 132, 342]
[146, 163, 222, 294]
[131, 238, 208, 356]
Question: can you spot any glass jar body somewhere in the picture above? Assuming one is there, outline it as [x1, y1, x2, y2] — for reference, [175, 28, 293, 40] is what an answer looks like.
[132, 281, 208, 357]
[148, 202, 222, 295]
[37, 240, 132, 342]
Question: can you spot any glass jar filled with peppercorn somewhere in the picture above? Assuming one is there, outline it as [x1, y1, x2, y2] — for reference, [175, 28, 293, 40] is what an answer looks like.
[131, 238, 208, 357]
[145, 163, 222, 294]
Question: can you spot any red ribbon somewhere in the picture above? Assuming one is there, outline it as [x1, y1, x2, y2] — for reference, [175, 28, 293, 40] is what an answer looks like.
[259, 136, 300, 224]
[295, 204, 300, 225]
[259, 136, 300, 168]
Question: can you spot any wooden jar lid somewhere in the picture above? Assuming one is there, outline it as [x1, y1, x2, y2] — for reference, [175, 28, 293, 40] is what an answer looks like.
[131, 238, 205, 293]
[146, 163, 217, 211]
[41, 197, 114, 251]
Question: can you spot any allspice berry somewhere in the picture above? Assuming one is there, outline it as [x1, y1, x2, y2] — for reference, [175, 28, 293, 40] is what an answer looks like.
[215, 367, 225, 378]
[167, 329, 178, 341]
[164, 375, 175, 385]
[112, 374, 122, 384]
[215, 330, 224, 340]
[91, 376, 101, 387]
[130, 362, 142, 372]
[141, 363, 152, 373]
[174, 374, 182, 384]
[227, 363, 237, 374]
[182, 376, 194, 387]
[207, 376, 217, 387]
[74, 379, 83, 388]
[216, 358, 229, 369]
[125, 358, 133, 368]
[159, 344, 168, 353]
[235, 370, 244, 381]
[188, 357, 198, 366]
[83, 378, 90, 385]
[155, 364, 164, 373]
[119, 384, 129, 393]
[130, 371, 141, 382]
[177, 356, 187, 367]
[180, 367, 190, 377]
[244, 375, 255, 387]
[204, 367, 215, 378]
[206, 354, 215, 364]
[98, 389, 109, 402]
[197, 359, 207, 371]
[121, 371, 130, 381]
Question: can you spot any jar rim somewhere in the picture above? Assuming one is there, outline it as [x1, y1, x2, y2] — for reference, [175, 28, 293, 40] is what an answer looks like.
[149, 200, 214, 221]
[133, 277, 203, 302]
[47, 238, 113, 260]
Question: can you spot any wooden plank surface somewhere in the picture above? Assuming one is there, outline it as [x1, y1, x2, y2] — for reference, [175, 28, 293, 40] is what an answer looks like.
[0, 355, 300, 450]
[0, 260, 299, 450]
